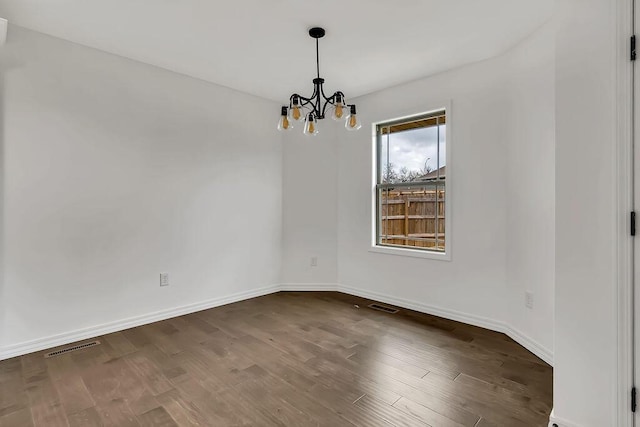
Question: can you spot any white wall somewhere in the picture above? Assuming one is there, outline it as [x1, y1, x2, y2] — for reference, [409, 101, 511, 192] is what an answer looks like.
[0, 26, 283, 353]
[505, 27, 556, 359]
[0, 18, 7, 46]
[552, 0, 618, 425]
[4, 13, 618, 425]
[337, 58, 509, 324]
[0, 9, 625, 423]
[279, 25, 556, 362]
[281, 129, 338, 285]
[331, 25, 555, 359]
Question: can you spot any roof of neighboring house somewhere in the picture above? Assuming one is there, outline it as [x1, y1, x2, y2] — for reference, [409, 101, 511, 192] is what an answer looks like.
[417, 166, 446, 181]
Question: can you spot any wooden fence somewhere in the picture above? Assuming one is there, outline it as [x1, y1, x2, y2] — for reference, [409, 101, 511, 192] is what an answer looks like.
[379, 188, 445, 251]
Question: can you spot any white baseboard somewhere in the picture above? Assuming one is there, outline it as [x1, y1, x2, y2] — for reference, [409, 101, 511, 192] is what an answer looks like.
[337, 283, 554, 366]
[549, 410, 582, 427]
[338, 284, 505, 332]
[279, 283, 339, 292]
[0, 284, 280, 361]
[0, 282, 553, 367]
[505, 324, 553, 366]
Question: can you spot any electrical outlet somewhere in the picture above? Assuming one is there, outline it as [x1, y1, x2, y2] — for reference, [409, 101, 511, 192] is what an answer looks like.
[525, 291, 534, 309]
[310, 257, 318, 267]
[160, 272, 170, 287]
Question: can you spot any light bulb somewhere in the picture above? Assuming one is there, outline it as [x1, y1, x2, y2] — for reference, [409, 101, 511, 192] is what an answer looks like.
[291, 106, 302, 121]
[345, 105, 362, 131]
[331, 93, 347, 121]
[278, 115, 292, 131]
[303, 113, 319, 136]
[332, 104, 346, 122]
[277, 106, 293, 131]
[289, 95, 304, 121]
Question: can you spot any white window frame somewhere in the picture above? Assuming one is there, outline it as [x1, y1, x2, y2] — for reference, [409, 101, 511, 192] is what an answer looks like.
[370, 104, 452, 261]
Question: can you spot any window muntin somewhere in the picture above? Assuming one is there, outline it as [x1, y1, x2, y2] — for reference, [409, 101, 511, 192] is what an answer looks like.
[375, 111, 446, 253]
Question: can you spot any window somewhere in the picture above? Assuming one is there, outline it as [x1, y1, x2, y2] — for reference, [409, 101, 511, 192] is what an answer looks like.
[374, 110, 447, 255]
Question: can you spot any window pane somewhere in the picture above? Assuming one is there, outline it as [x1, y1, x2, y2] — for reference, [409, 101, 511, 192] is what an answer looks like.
[377, 184, 445, 252]
[386, 126, 439, 183]
[379, 130, 390, 184]
[376, 110, 446, 254]
[438, 124, 446, 175]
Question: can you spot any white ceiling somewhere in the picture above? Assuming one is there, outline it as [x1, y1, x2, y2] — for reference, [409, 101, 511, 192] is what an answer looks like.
[0, 0, 553, 102]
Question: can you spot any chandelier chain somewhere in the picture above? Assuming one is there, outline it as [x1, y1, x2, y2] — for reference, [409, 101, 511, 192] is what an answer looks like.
[316, 38, 320, 80]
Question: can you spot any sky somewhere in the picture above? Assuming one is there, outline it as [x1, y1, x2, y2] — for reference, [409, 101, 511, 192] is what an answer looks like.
[380, 125, 446, 175]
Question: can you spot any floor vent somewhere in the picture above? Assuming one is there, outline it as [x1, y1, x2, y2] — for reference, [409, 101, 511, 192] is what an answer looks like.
[44, 340, 101, 358]
[368, 303, 399, 314]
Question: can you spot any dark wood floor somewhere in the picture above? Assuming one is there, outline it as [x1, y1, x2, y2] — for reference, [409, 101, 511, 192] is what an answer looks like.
[0, 292, 552, 426]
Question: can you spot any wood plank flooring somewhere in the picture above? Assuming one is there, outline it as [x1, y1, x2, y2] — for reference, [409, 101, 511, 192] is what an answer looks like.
[0, 292, 553, 426]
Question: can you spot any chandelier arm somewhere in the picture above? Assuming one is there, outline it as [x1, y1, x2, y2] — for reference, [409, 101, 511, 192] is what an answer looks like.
[319, 91, 336, 119]
[320, 99, 332, 119]
[319, 84, 333, 103]
[312, 81, 323, 118]
[295, 94, 315, 111]
[292, 93, 312, 103]
[307, 101, 320, 117]
[306, 86, 319, 109]
[291, 89, 320, 117]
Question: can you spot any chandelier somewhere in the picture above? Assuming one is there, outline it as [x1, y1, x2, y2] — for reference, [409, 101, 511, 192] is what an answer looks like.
[277, 27, 362, 135]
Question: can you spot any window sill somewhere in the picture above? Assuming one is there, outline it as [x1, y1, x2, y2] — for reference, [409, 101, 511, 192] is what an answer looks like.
[369, 245, 451, 261]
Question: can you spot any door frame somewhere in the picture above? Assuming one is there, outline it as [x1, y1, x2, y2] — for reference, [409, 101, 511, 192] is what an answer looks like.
[619, 0, 635, 425]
